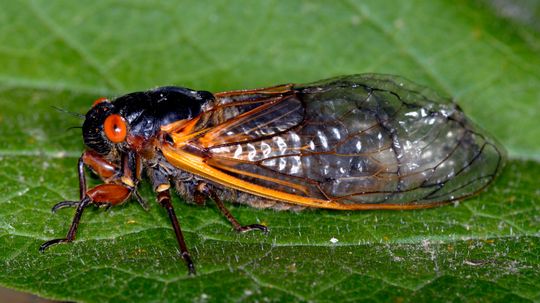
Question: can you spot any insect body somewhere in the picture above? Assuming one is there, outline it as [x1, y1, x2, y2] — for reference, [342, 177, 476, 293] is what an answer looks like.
[41, 74, 505, 274]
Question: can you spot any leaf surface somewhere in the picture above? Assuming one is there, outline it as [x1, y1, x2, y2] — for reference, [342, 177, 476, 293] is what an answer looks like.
[0, 1, 539, 302]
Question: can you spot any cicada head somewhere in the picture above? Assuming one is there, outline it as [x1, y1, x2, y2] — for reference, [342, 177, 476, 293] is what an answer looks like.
[82, 99, 117, 155]
[82, 87, 214, 156]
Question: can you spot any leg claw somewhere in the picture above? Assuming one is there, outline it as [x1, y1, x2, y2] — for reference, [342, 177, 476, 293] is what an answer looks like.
[51, 201, 80, 213]
[236, 224, 268, 234]
[39, 238, 69, 252]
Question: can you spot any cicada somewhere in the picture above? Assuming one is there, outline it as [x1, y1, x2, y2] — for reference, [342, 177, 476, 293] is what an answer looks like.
[41, 74, 505, 274]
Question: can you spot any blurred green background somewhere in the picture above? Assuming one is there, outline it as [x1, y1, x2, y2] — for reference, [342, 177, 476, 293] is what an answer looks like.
[0, 1, 539, 302]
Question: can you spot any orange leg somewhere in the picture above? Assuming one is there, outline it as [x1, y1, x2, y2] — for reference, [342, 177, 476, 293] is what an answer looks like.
[40, 152, 133, 252]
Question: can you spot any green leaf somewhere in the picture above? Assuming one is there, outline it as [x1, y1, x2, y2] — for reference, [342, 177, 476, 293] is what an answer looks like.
[0, 1, 539, 302]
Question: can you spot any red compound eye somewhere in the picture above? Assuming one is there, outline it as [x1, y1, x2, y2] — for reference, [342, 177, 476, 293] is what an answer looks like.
[103, 114, 127, 143]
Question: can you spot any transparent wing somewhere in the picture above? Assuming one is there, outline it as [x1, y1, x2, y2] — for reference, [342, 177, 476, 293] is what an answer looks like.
[174, 74, 505, 208]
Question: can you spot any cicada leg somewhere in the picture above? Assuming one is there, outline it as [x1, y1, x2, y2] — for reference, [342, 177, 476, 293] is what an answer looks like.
[51, 200, 81, 212]
[40, 196, 92, 251]
[48, 155, 89, 212]
[148, 167, 196, 274]
[40, 151, 134, 252]
[156, 189, 196, 275]
[199, 183, 268, 233]
[133, 189, 150, 211]
[40, 183, 132, 252]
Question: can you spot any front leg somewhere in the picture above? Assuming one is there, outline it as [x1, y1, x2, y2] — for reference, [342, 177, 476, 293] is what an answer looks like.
[50, 150, 121, 212]
[40, 183, 132, 251]
[40, 151, 134, 252]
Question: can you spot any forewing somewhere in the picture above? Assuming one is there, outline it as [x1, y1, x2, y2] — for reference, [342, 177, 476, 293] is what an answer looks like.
[181, 74, 505, 208]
